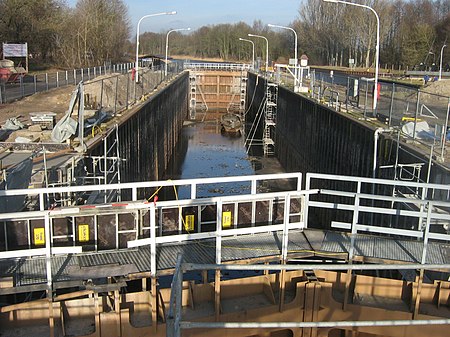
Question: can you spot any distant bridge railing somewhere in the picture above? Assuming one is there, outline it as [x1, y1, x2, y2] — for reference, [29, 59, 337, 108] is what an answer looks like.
[184, 62, 251, 71]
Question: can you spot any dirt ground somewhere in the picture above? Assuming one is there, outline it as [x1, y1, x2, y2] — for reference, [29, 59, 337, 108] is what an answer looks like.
[0, 72, 134, 143]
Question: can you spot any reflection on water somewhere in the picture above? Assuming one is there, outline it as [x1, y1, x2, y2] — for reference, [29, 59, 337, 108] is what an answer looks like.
[164, 120, 286, 198]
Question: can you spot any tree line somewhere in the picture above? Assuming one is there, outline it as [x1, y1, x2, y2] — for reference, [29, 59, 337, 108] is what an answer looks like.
[0, 0, 448, 70]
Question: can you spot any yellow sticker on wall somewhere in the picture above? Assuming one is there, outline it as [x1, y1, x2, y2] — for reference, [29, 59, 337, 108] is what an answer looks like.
[78, 224, 90, 242]
[185, 215, 195, 232]
[34, 228, 45, 245]
[222, 211, 232, 229]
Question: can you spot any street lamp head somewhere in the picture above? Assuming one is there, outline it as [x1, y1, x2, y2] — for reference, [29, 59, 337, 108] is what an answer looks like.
[268, 24, 276, 27]
[167, 11, 177, 15]
[323, 0, 339, 3]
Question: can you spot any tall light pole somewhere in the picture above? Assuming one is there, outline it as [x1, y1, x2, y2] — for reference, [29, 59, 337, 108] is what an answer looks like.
[248, 33, 269, 73]
[238, 38, 255, 69]
[439, 44, 447, 80]
[165, 28, 190, 76]
[323, 0, 380, 111]
[135, 11, 176, 83]
[268, 24, 298, 88]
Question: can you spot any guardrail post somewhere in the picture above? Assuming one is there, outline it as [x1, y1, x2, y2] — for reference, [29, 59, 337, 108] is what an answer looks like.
[114, 76, 118, 116]
[413, 91, 421, 140]
[349, 181, 361, 261]
[440, 98, 450, 161]
[281, 194, 291, 261]
[388, 83, 395, 126]
[150, 203, 157, 276]
[100, 79, 104, 109]
[216, 199, 223, 265]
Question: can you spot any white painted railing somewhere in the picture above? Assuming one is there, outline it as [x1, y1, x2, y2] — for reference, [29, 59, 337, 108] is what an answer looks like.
[184, 62, 251, 71]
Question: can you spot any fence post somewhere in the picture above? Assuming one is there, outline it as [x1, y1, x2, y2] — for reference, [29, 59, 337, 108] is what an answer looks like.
[81, 68, 84, 81]
[74, 69, 77, 85]
[100, 79, 104, 109]
[114, 76, 118, 116]
[45, 73, 49, 91]
[19, 75, 24, 98]
[388, 83, 395, 127]
[66, 70, 68, 86]
[126, 73, 129, 110]
[88, 68, 91, 80]
[0, 83, 3, 104]
[33, 75, 37, 94]
[94, 66, 96, 78]
[440, 97, 450, 160]
[56, 71, 59, 88]
[413, 91, 421, 140]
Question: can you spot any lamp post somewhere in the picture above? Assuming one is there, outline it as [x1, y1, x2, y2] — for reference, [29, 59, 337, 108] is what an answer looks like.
[238, 38, 255, 69]
[165, 28, 190, 76]
[439, 45, 447, 80]
[248, 33, 269, 73]
[323, 0, 380, 111]
[268, 24, 298, 88]
[135, 11, 176, 83]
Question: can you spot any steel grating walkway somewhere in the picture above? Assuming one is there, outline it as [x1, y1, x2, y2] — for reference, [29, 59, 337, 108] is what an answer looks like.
[1, 228, 450, 289]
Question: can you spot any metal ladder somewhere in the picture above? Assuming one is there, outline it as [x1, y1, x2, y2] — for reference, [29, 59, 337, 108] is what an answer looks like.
[263, 82, 278, 156]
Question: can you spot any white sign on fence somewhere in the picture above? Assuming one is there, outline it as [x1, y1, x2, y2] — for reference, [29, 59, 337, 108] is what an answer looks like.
[2, 43, 28, 57]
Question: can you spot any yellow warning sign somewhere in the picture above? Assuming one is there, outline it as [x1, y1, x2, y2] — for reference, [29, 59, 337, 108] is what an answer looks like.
[78, 224, 90, 242]
[222, 211, 232, 229]
[185, 215, 195, 232]
[33, 228, 45, 245]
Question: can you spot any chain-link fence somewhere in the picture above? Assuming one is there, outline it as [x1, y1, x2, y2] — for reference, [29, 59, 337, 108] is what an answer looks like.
[81, 62, 182, 116]
[0, 61, 183, 106]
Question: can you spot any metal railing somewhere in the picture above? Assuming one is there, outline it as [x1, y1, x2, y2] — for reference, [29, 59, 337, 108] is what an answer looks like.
[272, 68, 450, 163]
[1, 172, 450, 271]
[184, 62, 251, 71]
[0, 61, 183, 105]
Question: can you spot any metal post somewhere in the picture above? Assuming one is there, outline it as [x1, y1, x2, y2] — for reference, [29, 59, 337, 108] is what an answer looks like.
[388, 83, 395, 127]
[20, 75, 24, 98]
[126, 73, 130, 110]
[440, 98, 450, 160]
[88, 67, 90, 80]
[94, 66, 96, 77]
[150, 203, 157, 276]
[74, 69, 76, 85]
[114, 76, 118, 116]
[364, 80, 369, 118]
[65, 71, 68, 86]
[413, 91, 421, 140]
[56, 71, 59, 88]
[34, 75, 37, 94]
[81, 68, 84, 81]
[45, 73, 49, 91]
[100, 79, 104, 109]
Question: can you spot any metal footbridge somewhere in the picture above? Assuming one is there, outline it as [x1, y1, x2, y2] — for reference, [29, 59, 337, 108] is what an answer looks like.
[1, 172, 450, 294]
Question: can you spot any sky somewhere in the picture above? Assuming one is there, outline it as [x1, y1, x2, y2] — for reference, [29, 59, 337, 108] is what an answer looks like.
[67, 0, 301, 34]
